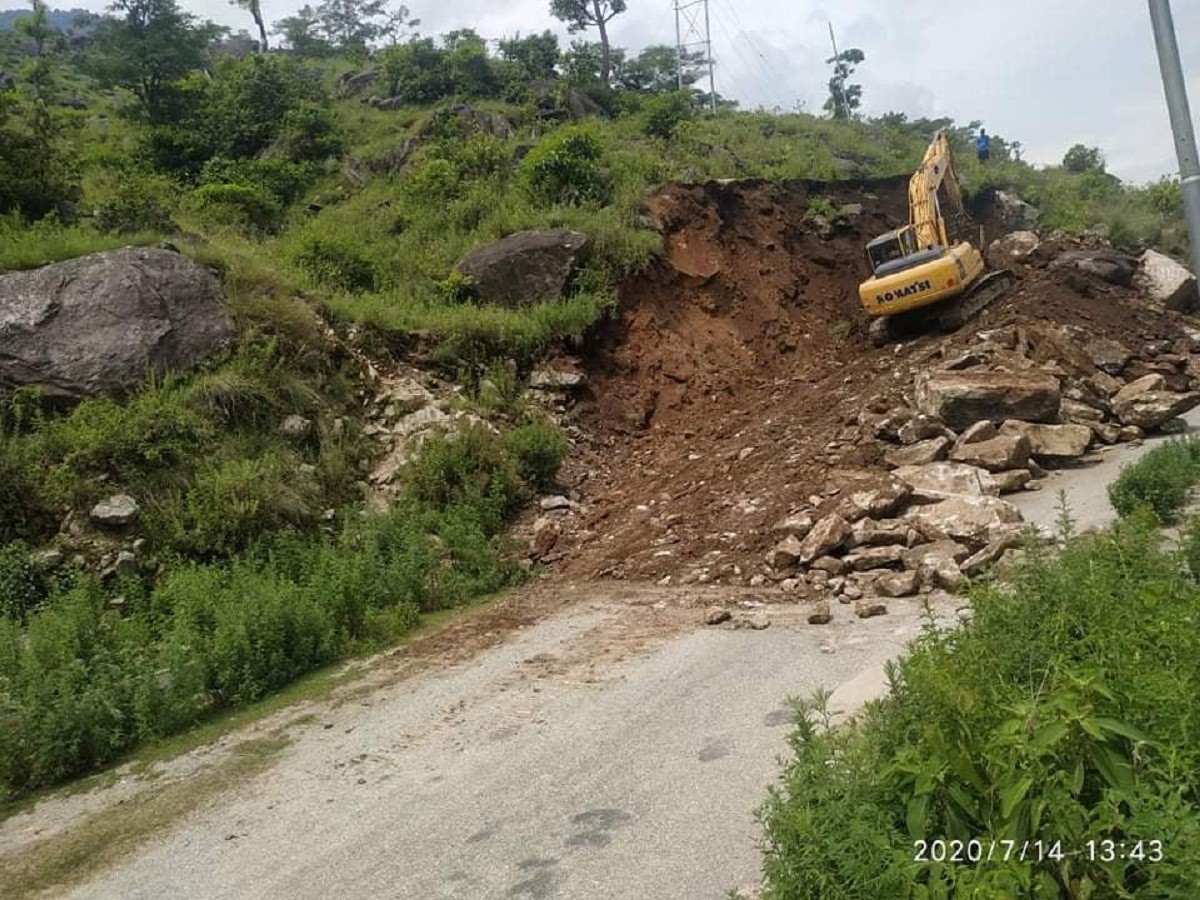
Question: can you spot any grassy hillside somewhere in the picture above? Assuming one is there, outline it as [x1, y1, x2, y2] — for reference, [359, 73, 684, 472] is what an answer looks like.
[0, 22, 1191, 799]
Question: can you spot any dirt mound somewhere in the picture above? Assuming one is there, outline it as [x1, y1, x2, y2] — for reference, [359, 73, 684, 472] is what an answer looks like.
[549, 179, 1198, 584]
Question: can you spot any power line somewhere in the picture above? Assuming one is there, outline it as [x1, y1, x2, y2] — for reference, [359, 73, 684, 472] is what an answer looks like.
[673, 0, 715, 112]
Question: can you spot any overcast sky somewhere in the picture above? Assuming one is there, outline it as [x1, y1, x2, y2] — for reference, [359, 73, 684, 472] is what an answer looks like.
[13, 0, 1199, 181]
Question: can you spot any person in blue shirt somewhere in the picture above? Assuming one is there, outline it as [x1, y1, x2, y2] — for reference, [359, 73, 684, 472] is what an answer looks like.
[976, 129, 991, 163]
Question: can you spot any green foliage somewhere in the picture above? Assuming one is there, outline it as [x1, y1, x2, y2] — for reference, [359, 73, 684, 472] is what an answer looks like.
[93, 170, 175, 233]
[1063, 143, 1105, 174]
[0, 212, 159, 269]
[498, 31, 560, 80]
[189, 181, 282, 233]
[380, 38, 452, 103]
[520, 126, 609, 206]
[824, 48, 865, 119]
[806, 195, 839, 220]
[291, 230, 377, 291]
[0, 543, 45, 621]
[1107, 437, 1200, 522]
[504, 420, 568, 493]
[0, 91, 80, 221]
[761, 513, 1200, 897]
[640, 90, 694, 140]
[405, 424, 523, 524]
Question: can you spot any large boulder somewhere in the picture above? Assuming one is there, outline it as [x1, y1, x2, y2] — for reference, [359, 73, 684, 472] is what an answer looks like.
[1134, 249, 1198, 312]
[0, 248, 233, 398]
[948, 434, 1032, 473]
[1112, 374, 1200, 429]
[998, 421, 1093, 460]
[892, 462, 999, 502]
[456, 230, 592, 307]
[1050, 250, 1135, 287]
[903, 496, 1024, 548]
[915, 371, 1061, 430]
[986, 231, 1040, 269]
[797, 514, 852, 564]
[994, 190, 1041, 231]
[829, 470, 912, 521]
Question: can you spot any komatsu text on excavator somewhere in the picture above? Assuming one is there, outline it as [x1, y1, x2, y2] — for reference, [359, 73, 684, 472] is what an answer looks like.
[859, 131, 1015, 344]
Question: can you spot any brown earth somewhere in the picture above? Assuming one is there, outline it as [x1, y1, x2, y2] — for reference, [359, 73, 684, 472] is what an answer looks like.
[548, 178, 1196, 583]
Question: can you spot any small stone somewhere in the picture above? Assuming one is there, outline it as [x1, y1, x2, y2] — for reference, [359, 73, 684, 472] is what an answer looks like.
[875, 569, 920, 597]
[90, 494, 140, 527]
[704, 607, 731, 625]
[841, 583, 863, 601]
[278, 414, 313, 440]
[807, 600, 833, 625]
[766, 535, 806, 568]
[113, 550, 138, 577]
[854, 599, 888, 619]
[954, 421, 998, 446]
[539, 495, 572, 511]
[772, 512, 815, 539]
[742, 613, 771, 630]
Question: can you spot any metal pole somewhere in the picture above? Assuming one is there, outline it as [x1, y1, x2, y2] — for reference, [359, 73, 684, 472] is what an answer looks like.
[828, 21, 849, 120]
[674, 0, 683, 91]
[1149, 0, 1200, 276]
[703, 0, 716, 113]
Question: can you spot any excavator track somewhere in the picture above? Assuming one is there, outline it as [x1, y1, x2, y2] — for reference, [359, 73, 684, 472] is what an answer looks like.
[930, 269, 1018, 332]
[868, 269, 1017, 346]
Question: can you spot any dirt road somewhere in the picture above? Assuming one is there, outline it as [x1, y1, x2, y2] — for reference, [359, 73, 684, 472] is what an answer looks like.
[2, 583, 947, 900]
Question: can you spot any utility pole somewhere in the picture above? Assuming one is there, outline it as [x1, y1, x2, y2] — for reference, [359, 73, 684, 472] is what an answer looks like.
[828, 21, 850, 121]
[674, 0, 717, 112]
[1148, 0, 1200, 277]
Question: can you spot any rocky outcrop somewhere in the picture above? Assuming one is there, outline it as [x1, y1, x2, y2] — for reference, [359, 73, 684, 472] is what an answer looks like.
[915, 371, 1061, 429]
[1134, 249, 1197, 312]
[90, 494, 140, 527]
[456, 230, 592, 307]
[998, 421, 1093, 460]
[0, 248, 233, 398]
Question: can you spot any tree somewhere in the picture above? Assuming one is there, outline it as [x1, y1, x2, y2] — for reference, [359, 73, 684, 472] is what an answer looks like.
[14, 0, 59, 101]
[314, 0, 385, 51]
[560, 40, 615, 86]
[1063, 144, 1105, 174]
[90, 0, 223, 121]
[377, 2, 418, 46]
[272, 5, 330, 55]
[230, 0, 268, 50]
[498, 30, 559, 80]
[823, 47, 864, 119]
[616, 44, 705, 94]
[379, 37, 450, 102]
[549, 0, 625, 83]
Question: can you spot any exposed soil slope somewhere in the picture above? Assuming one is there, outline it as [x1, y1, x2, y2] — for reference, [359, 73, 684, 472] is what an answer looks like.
[553, 178, 1194, 583]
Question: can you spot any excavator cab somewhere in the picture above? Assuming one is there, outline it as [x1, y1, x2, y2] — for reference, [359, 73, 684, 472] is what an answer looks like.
[865, 226, 948, 278]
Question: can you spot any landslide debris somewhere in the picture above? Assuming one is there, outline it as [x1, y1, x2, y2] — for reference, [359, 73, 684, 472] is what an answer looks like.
[522, 178, 1200, 602]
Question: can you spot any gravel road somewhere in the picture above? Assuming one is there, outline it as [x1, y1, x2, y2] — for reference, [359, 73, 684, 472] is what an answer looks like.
[55, 586, 945, 900]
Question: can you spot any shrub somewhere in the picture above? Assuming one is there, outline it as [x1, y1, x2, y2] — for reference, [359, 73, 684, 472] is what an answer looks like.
[1107, 437, 1200, 521]
[189, 182, 283, 234]
[291, 232, 376, 292]
[146, 453, 320, 559]
[93, 172, 175, 234]
[405, 424, 523, 524]
[641, 91, 695, 140]
[520, 126, 609, 206]
[200, 156, 314, 206]
[504, 420, 568, 493]
[0, 543, 44, 621]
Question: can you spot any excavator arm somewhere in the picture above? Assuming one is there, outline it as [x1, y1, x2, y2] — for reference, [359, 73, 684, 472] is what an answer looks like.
[908, 130, 965, 251]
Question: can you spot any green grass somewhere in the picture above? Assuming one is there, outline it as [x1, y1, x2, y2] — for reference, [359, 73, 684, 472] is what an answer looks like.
[760, 511, 1200, 898]
[0, 213, 160, 271]
[1108, 437, 1200, 522]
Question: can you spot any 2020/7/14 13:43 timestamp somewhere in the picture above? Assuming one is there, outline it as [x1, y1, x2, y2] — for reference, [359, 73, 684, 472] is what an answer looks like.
[1087, 840, 1164, 862]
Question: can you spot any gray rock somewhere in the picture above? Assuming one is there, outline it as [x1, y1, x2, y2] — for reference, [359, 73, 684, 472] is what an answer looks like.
[915, 371, 1061, 430]
[539, 495, 572, 511]
[704, 607, 731, 626]
[456, 230, 592, 307]
[948, 434, 1032, 473]
[884, 436, 952, 468]
[807, 600, 833, 625]
[278, 415, 313, 440]
[986, 230, 1040, 268]
[998, 421, 1093, 460]
[892, 462, 1000, 502]
[91, 494, 140, 527]
[854, 598, 888, 619]
[1134, 249, 1197, 312]
[994, 190, 1041, 230]
[797, 514, 852, 564]
[0, 248, 233, 398]
[875, 569, 920, 598]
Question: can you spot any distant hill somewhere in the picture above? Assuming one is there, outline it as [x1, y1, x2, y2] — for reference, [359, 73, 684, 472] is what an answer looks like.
[0, 7, 92, 31]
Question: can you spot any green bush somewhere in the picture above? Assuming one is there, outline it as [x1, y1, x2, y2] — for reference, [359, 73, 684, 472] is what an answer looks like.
[93, 172, 175, 234]
[1107, 437, 1200, 521]
[405, 424, 523, 523]
[641, 91, 695, 140]
[504, 420, 568, 493]
[0, 543, 44, 621]
[189, 182, 283, 234]
[291, 232, 377, 292]
[520, 126, 609, 206]
[145, 453, 320, 559]
[761, 512, 1200, 897]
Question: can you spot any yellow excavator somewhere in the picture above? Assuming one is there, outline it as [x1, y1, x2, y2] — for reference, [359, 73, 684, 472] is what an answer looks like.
[859, 131, 1015, 345]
